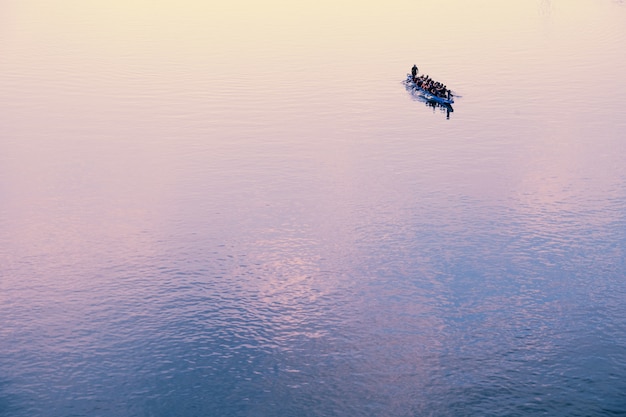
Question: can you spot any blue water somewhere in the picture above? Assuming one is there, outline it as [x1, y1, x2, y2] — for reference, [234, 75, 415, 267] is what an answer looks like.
[2, 0, 626, 416]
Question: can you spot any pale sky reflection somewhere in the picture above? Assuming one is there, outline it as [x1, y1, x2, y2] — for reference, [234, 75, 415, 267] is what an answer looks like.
[1, 1, 626, 413]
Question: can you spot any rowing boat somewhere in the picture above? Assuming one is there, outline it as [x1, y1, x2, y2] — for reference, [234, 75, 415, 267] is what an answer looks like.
[404, 74, 454, 105]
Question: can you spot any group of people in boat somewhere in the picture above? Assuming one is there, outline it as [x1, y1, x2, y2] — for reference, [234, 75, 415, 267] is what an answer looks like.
[410, 64, 452, 101]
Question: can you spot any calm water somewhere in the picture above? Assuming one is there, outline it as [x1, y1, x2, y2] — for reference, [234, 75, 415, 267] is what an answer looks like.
[2, 0, 626, 416]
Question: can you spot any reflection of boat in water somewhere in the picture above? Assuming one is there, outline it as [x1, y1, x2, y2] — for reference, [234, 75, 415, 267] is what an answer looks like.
[404, 74, 454, 105]
[425, 99, 453, 116]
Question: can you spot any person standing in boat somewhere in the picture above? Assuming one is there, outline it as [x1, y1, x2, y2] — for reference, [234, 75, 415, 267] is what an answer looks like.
[411, 64, 418, 81]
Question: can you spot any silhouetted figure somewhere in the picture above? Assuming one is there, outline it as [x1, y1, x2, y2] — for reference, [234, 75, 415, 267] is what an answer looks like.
[411, 64, 418, 81]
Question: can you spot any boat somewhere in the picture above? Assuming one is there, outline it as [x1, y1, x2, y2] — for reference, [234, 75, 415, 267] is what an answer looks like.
[404, 74, 454, 105]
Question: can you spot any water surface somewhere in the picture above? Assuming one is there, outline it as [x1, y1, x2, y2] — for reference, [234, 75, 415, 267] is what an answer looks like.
[1, 0, 626, 416]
